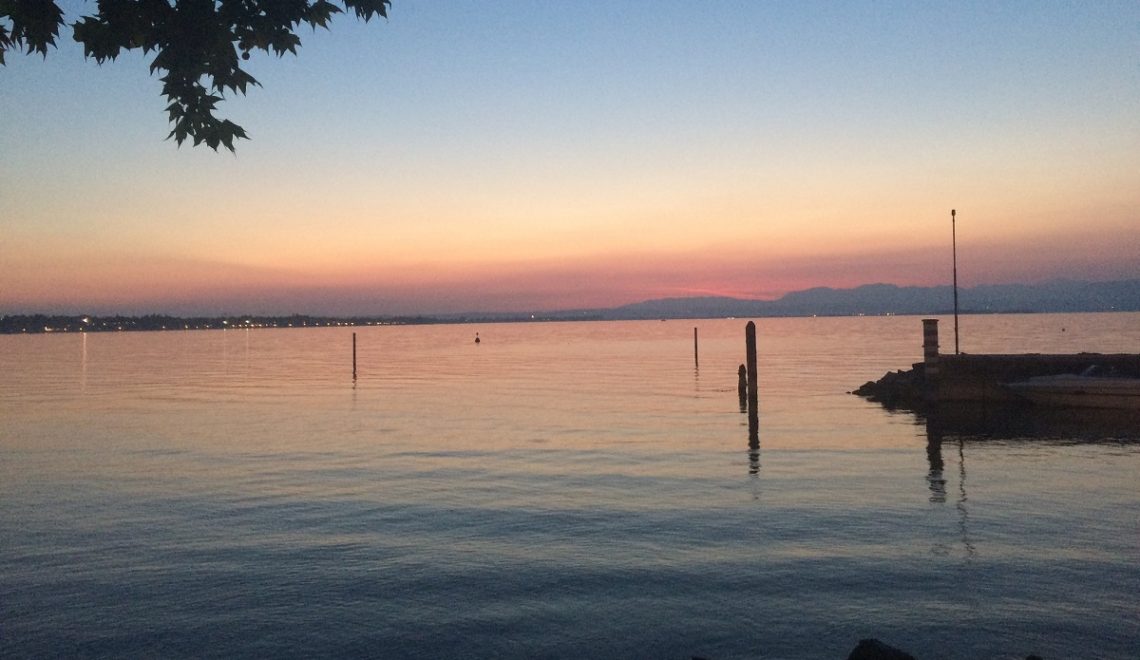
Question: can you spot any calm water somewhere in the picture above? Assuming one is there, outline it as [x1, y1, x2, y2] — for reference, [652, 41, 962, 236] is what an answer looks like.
[2, 314, 1138, 659]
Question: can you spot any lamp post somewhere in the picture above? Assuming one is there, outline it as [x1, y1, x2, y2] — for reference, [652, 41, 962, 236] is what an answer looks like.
[952, 209, 959, 355]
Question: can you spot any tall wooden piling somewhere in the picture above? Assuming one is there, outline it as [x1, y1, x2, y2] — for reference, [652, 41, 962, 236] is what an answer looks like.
[745, 321, 758, 437]
[694, 327, 699, 368]
[352, 332, 357, 380]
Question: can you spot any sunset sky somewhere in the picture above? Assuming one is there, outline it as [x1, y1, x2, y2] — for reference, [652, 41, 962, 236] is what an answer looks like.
[2, 1, 1138, 315]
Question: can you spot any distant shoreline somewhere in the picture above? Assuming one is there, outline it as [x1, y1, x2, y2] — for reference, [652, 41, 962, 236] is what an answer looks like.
[2, 308, 1136, 335]
[0, 313, 605, 335]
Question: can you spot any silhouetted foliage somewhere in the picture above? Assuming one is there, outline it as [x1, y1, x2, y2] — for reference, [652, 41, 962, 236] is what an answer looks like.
[1, 0, 390, 151]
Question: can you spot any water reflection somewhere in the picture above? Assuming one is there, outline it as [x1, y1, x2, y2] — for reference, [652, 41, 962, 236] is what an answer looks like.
[908, 394, 1140, 559]
[924, 417, 946, 503]
[910, 399, 1139, 556]
[741, 382, 759, 475]
[957, 439, 976, 558]
[892, 399, 1140, 442]
[924, 415, 978, 558]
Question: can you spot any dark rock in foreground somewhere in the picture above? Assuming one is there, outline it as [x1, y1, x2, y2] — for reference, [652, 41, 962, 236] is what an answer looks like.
[847, 638, 917, 660]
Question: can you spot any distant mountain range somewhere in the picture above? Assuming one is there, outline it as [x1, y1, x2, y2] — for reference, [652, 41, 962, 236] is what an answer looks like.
[594, 279, 1140, 320]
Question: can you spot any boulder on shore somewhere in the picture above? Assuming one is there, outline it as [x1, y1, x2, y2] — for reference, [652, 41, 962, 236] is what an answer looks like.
[852, 364, 926, 410]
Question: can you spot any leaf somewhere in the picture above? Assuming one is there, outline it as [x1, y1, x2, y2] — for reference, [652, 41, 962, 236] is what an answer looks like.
[1, 0, 64, 58]
[9, 0, 391, 150]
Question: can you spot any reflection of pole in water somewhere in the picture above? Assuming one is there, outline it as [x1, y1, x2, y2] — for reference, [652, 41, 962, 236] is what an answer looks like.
[957, 439, 976, 557]
[748, 434, 760, 476]
[925, 416, 947, 503]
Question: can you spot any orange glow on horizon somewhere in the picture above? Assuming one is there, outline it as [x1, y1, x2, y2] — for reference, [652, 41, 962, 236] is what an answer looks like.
[5, 219, 1135, 316]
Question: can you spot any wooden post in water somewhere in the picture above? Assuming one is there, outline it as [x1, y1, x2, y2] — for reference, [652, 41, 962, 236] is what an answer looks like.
[737, 364, 748, 412]
[693, 327, 699, 368]
[745, 321, 758, 437]
[352, 332, 357, 380]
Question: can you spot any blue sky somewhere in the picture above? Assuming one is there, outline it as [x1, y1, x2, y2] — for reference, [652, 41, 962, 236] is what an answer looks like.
[2, 1, 1138, 315]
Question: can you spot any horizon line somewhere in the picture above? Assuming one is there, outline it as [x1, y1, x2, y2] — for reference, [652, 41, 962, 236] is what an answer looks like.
[2, 275, 1138, 321]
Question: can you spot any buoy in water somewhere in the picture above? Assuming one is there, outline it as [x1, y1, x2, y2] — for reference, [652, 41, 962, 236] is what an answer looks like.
[475, 332, 481, 344]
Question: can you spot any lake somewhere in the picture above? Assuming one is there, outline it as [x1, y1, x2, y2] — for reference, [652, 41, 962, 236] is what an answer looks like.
[2, 314, 1138, 659]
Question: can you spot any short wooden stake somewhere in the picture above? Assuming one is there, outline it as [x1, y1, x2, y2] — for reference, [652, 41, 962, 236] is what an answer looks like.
[738, 364, 748, 411]
[352, 332, 357, 380]
[693, 327, 699, 368]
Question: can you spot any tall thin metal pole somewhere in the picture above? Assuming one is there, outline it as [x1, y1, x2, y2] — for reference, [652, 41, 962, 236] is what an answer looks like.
[952, 209, 960, 355]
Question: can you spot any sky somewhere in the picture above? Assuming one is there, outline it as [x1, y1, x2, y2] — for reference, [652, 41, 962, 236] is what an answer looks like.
[2, 1, 1138, 316]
